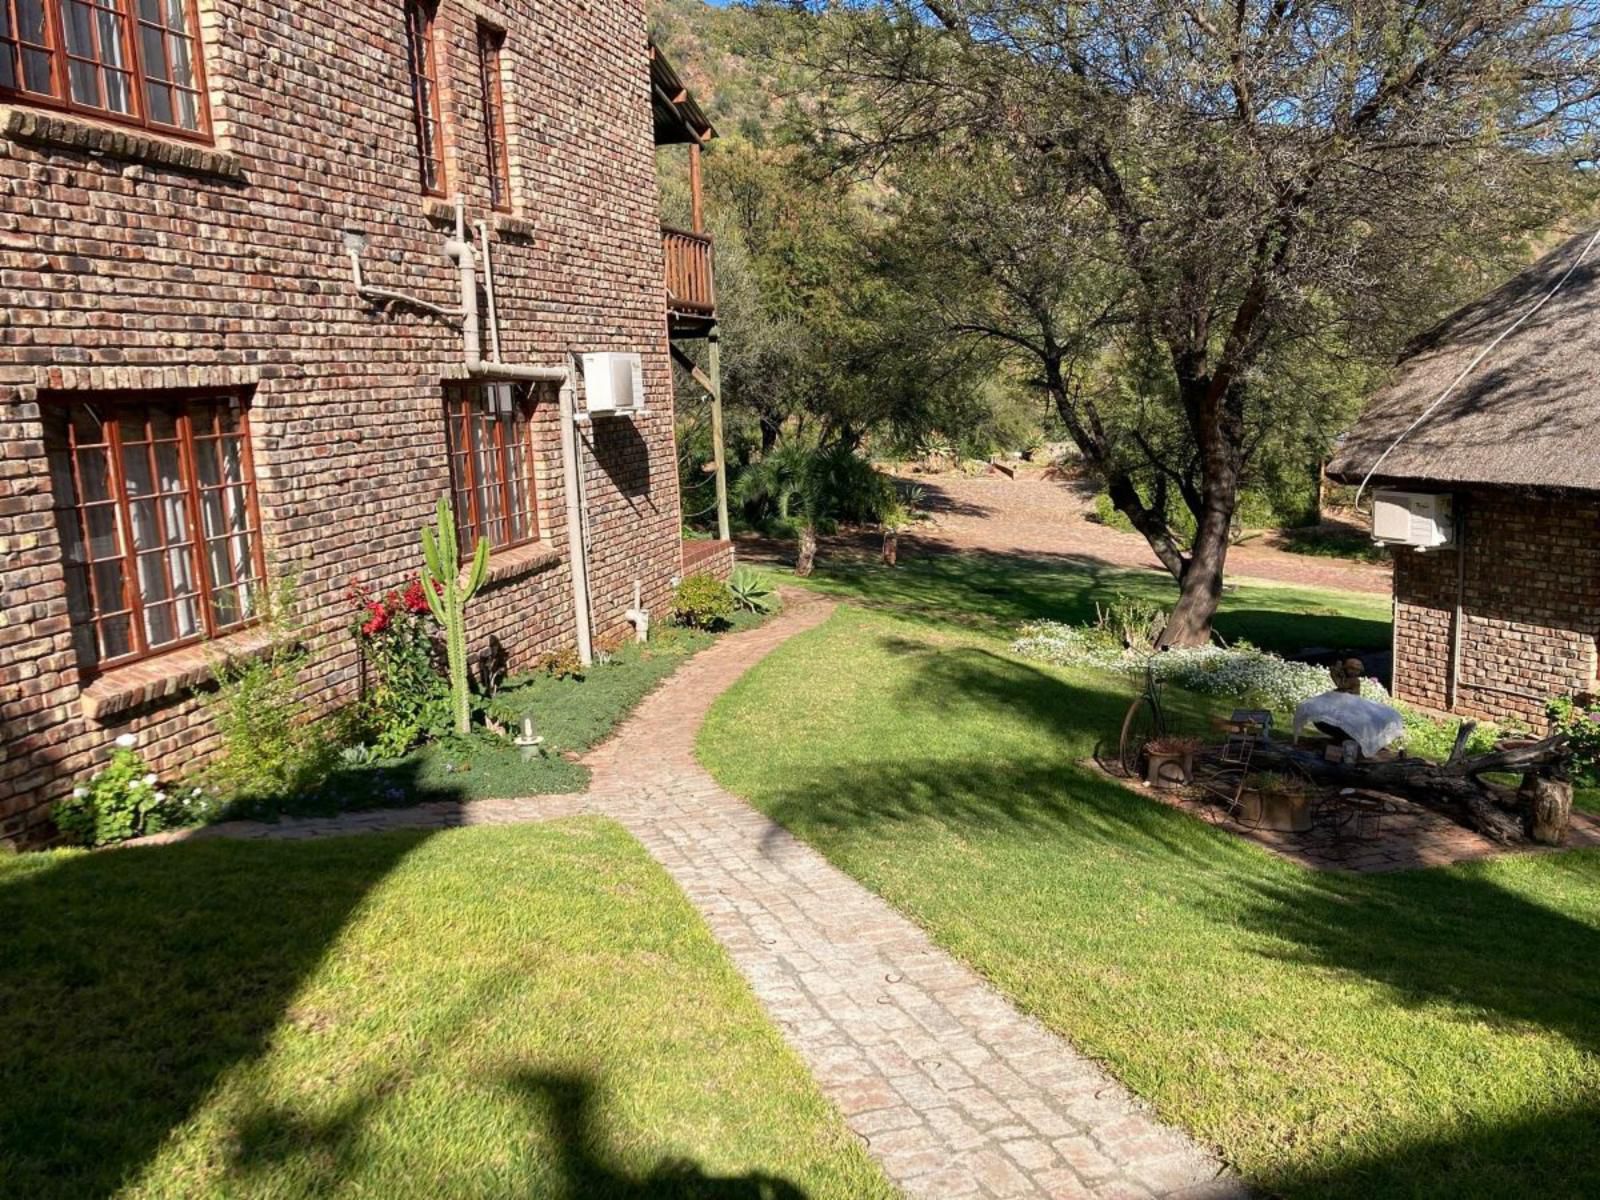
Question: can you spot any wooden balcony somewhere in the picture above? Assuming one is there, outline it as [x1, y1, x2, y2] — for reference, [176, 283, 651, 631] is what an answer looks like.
[663, 225, 715, 326]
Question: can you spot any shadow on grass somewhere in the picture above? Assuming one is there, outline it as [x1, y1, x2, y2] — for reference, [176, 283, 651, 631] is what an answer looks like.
[1279, 1099, 1600, 1200]
[742, 638, 1600, 1196]
[508, 1071, 810, 1198]
[792, 551, 1390, 656]
[0, 824, 447, 1199]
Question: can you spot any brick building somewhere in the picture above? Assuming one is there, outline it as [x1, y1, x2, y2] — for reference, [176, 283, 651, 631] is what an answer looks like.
[1330, 229, 1600, 728]
[0, 1, 727, 844]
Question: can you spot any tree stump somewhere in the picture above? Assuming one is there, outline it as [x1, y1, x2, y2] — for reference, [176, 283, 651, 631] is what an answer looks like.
[1519, 772, 1573, 846]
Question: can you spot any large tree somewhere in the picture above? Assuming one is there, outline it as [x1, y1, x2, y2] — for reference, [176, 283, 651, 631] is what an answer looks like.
[801, 0, 1600, 642]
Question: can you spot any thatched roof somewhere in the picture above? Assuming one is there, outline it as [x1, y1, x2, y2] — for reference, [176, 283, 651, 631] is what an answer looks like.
[1328, 227, 1600, 491]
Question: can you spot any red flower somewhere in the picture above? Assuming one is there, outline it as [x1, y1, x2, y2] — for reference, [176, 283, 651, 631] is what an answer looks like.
[402, 580, 432, 614]
[360, 601, 390, 638]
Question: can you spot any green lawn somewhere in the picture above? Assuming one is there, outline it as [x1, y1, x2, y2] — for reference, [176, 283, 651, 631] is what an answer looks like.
[700, 559, 1600, 1199]
[0, 820, 892, 1199]
[786, 548, 1393, 656]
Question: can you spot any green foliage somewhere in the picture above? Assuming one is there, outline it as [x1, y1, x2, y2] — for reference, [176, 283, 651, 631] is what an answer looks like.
[672, 572, 737, 630]
[420, 496, 490, 736]
[1091, 492, 1133, 532]
[53, 744, 182, 847]
[1094, 596, 1167, 652]
[203, 578, 332, 809]
[1280, 526, 1391, 564]
[1548, 695, 1600, 783]
[1400, 710, 1502, 763]
[729, 565, 781, 614]
[350, 580, 450, 757]
[535, 646, 587, 681]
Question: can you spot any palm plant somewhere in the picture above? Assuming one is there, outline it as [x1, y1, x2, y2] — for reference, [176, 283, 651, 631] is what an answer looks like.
[734, 443, 892, 577]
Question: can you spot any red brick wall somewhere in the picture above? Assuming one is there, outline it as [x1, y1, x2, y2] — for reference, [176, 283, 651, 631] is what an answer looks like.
[1392, 488, 1600, 727]
[680, 538, 734, 581]
[0, 0, 683, 843]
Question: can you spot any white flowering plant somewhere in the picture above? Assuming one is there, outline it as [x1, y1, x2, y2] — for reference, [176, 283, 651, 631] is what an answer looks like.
[53, 743, 186, 847]
[1013, 620, 1391, 713]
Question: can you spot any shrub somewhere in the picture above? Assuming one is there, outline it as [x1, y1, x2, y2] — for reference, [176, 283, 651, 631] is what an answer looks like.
[672, 573, 736, 630]
[204, 580, 333, 807]
[351, 578, 451, 757]
[1548, 695, 1600, 782]
[536, 647, 586, 681]
[53, 740, 181, 847]
[1095, 596, 1166, 652]
[729, 565, 780, 614]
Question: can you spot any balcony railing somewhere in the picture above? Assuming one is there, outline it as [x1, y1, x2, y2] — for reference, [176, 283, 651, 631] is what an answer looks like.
[663, 225, 715, 317]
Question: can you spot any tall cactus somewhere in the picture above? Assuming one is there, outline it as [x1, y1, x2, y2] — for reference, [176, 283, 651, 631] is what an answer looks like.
[420, 496, 490, 735]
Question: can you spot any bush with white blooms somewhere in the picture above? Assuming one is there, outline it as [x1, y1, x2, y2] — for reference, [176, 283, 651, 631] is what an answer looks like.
[1012, 620, 1390, 713]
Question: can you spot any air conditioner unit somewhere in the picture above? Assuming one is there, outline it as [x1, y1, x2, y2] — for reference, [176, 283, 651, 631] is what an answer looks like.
[1371, 490, 1454, 549]
[580, 353, 645, 418]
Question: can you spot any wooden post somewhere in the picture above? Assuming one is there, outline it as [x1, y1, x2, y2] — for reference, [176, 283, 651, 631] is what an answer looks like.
[708, 321, 730, 541]
[689, 141, 704, 235]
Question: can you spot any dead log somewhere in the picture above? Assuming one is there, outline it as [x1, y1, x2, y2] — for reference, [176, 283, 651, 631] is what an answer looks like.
[1252, 734, 1573, 846]
[1519, 771, 1573, 846]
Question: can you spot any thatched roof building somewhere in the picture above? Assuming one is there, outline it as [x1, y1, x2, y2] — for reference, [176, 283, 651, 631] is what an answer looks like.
[1330, 228, 1600, 491]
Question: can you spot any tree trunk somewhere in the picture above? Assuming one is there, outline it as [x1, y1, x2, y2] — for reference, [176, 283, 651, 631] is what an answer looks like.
[1520, 771, 1573, 846]
[1162, 504, 1233, 647]
[795, 524, 818, 577]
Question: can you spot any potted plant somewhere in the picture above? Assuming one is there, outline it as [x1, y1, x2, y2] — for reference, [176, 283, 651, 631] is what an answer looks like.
[1242, 772, 1316, 832]
[1143, 735, 1202, 788]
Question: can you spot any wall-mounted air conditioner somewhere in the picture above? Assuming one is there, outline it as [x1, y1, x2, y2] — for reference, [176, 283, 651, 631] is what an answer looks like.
[1371, 490, 1454, 549]
[580, 352, 646, 418]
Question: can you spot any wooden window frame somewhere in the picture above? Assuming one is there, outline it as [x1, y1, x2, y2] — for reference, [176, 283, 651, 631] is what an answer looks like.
[404, 0, 447, 196]
[476, 22, 511, 211]
[443, 382, 540, 558]
[0, 0, 214, 142]
[45, 389, 267, 678]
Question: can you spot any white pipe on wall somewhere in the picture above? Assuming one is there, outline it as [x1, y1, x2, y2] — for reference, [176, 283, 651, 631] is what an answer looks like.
[476, 219, 503, 364]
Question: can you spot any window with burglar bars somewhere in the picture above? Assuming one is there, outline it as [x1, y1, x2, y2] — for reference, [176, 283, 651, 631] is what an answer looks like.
[477, 22, 511, 210]
[404, 0, 446, 195]
[44, 393, 267, 676]
[0, 0, 211, 138]
[443, 383, 540, 556]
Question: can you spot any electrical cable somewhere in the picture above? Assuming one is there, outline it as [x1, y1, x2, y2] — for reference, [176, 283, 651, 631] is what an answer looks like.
[1355, 226, 1600, 508]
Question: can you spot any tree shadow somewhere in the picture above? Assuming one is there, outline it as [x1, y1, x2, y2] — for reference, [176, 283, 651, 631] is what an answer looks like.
[0, 827, 441, 1199]
[773, 551, 1389, 655]
[220, 1065, 812, 1197]
[507, 1071, 810, 1198]
[1279, 1098, 1600, 1200]
[1233, 856, 1600, 1061]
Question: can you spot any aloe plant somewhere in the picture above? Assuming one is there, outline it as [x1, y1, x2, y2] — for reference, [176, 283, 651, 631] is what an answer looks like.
[420, 496, 490, 735]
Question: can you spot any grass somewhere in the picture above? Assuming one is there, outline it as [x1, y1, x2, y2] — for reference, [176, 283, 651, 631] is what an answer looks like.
[1279, 525, 1392, 564]
[0, 820, 892, 1199]
[226, 616, 767, 822]
[699, 558, 1600, 1199]
[782, 548, 1393, 656]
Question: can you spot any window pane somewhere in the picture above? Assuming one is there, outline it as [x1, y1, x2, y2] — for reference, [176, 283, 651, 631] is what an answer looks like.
[139, 25, 167, 79]
[0, 46, 14, 93]
[97, 6, 128, 67]
[100, 613, 133, 662]
[68, 58, 99, 106]
[63, 1, 94, 56]
[16, 0, 45, 40]
[145, 79, 173, 124]
[20, 47, 50, 93]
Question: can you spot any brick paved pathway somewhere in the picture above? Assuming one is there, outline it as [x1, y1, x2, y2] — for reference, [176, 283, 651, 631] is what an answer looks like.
[132, 592, 1244, 1198]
